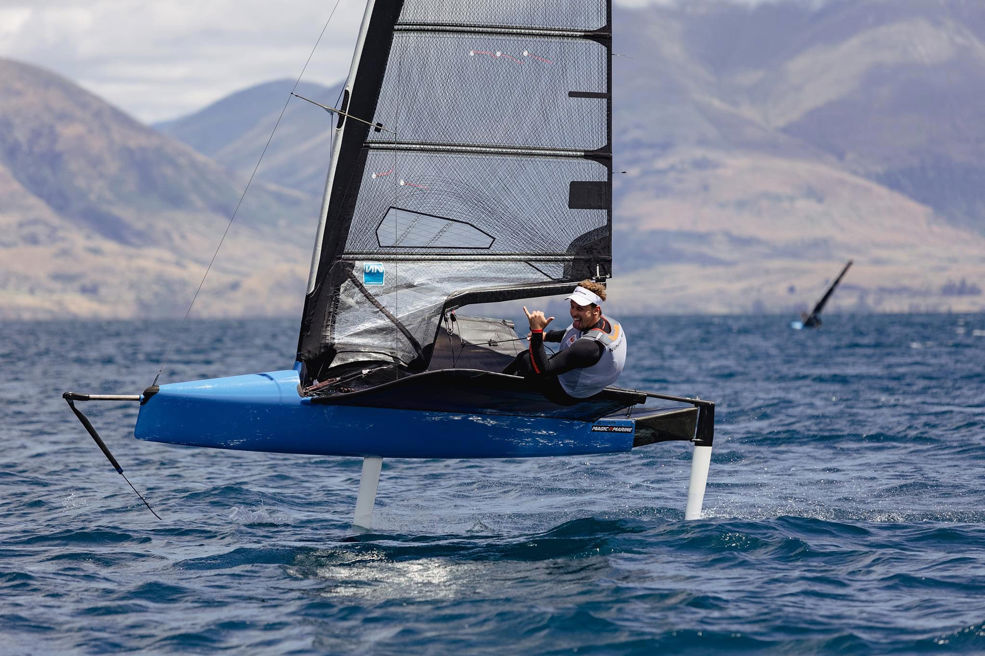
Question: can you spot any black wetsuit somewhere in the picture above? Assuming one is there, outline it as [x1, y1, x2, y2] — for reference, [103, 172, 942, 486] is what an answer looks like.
[502, 317, 613, 403]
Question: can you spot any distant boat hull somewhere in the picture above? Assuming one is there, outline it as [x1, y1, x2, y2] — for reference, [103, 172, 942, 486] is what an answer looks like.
[134, 369, 645, 458]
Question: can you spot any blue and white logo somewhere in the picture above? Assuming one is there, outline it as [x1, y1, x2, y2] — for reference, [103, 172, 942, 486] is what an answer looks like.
[363, 262, 385, 286]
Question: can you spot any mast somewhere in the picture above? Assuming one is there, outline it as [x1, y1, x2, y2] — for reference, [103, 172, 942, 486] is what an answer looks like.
[306, 0, 382, 293]
[804, 260, 853, 327]
[296, 1, 405, 374]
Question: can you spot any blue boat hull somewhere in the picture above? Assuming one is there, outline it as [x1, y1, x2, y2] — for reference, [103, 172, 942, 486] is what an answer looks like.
[135, 370, 636, 458]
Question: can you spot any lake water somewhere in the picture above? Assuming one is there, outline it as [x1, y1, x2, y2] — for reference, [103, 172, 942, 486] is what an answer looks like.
[1, 314, 984, 653]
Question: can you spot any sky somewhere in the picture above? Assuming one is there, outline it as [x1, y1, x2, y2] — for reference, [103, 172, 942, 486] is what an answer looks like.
[0, 0, 365, 123]
[0, 0, 793, 124]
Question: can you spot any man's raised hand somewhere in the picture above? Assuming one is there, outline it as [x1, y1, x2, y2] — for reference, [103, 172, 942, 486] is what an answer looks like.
[523, 306, 555, 332]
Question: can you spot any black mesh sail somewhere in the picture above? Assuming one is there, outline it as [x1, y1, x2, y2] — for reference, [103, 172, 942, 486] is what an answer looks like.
[297, 0, 613, 384]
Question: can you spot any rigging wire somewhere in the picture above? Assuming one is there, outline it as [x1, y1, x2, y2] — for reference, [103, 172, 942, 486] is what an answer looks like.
[151, 0, 345, 386]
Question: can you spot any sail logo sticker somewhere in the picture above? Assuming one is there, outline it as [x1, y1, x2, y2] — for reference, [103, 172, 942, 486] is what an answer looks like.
[363, 262, 385, 286]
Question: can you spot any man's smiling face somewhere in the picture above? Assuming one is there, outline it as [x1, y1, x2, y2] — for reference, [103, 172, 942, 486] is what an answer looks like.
[569, 300, 600, 330]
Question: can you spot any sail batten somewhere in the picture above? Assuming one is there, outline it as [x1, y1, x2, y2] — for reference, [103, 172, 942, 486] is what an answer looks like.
[368, 142, 606, 159]
[297, 0, 612, 383]
[340, 254, 608, 262]
[395, 23, 608, 39]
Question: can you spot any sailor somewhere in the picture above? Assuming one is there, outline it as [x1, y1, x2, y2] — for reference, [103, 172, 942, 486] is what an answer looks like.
[503, 280, 627, 403]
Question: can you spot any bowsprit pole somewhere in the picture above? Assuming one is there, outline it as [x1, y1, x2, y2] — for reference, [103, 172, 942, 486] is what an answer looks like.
[63, 392, 161, 520]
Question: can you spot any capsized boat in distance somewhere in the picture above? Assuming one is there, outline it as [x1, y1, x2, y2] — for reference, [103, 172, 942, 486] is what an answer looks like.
[65, 0, 716, 527]
[791, 260, 853, 330]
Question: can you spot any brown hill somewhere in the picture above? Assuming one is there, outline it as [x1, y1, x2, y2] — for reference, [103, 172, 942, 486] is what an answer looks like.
[0, 59, 317, 319]
[605, 0, 985, 314]
[609, 149, 985, 314]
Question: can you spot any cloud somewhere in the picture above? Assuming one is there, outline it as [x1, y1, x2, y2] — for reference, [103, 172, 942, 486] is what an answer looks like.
[0, 0, 363, 123]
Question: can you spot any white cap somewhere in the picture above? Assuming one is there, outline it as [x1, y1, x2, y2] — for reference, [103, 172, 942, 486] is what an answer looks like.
[566, 285, 603, 307]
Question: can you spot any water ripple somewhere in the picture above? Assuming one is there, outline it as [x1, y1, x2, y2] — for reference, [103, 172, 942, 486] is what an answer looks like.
[2, 315, 985, 653]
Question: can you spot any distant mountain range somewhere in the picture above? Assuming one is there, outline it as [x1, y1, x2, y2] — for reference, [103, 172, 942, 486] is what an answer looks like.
[3, 0, 985, 319]
[605, 0, 985, 313]
[154, 79, 344, 199]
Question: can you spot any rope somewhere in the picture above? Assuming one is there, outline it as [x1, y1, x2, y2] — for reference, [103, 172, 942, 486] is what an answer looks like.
[151, 0, 345, 386]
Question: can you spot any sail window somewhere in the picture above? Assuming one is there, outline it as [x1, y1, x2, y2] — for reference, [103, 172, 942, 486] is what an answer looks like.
[377, 208, 494, 249]
[568, 181, 609, 210]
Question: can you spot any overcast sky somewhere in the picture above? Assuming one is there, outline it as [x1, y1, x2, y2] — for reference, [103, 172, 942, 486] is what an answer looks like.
[0, 0, 790, 124]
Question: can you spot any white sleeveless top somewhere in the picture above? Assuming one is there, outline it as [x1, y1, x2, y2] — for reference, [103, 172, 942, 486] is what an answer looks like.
[556, 317, 627, 398]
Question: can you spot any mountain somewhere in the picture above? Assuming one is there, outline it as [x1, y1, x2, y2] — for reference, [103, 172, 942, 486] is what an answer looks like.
[604, 0, 985, 314]
[659, 0, 985, 236]
[5, 0, 985, 319]
[154, 79, 344, 198]
[0, 59, 318, 319]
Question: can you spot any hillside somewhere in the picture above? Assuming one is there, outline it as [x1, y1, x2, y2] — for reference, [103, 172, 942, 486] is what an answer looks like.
[154, 79, 344, 198]
[0, 59, 318, 319]
[604, 0, 985, 314]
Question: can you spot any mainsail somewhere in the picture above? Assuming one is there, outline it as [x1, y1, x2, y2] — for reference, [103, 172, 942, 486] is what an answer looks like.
[297, 0, 613, 383]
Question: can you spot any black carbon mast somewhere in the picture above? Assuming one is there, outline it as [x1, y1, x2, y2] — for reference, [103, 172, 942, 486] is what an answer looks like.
[801, 260, 853, 328]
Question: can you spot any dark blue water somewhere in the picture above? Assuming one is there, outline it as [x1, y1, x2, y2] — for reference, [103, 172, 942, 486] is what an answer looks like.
[2, 314, 984, 654]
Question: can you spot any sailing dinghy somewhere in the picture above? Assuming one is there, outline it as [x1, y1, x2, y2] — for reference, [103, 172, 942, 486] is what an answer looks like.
[65, 0, 715, 526]
[792, 260, 853, 329]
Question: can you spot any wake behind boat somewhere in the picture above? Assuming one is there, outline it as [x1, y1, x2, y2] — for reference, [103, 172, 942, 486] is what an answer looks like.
[65, 0, 716, 527]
